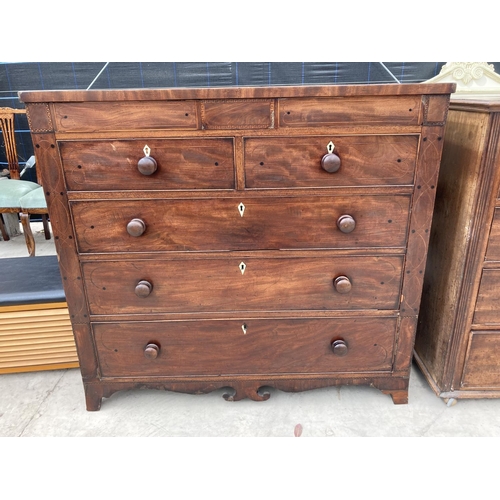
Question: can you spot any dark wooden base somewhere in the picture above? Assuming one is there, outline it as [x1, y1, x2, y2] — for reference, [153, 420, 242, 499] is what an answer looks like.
[414, 350, 500, 402]
[83, 376, 410, 411]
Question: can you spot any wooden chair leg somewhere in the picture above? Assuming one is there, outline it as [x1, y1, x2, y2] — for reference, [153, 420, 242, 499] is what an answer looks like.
[20, 212, 36, 257]
[42, 214, 51, 240]
[0, 214, 10, 241]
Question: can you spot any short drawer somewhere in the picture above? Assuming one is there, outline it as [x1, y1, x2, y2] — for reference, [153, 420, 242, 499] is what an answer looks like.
[244, 135, 418, 188]
[278, 96, 422, 127]
[71, 195, 411, 253]
[59, 138, 235, 191]
[53, 101, 198, 132]
[485, 208, 500, 262]
[83, 255, 403, 314]
[473, 269, 500, 324]
[462, 331, 500, 388]
[93, 317, 397, 377]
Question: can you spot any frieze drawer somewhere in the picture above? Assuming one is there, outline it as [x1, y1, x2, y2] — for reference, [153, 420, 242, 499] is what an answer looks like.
[278, 96, 422, 127]
[52, 101, 198, 132]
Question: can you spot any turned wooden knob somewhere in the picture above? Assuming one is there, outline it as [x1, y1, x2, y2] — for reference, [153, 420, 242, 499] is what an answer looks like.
[127, 218, 146, 237]
[137, 155, 157, 176]
[144, 343, 160, 359]
[321, 152, 341, 173]
[334, 275, 352, 294]
[331, 339, 348, 356]
[135, 280, 153, 298]
[337, 214, 356, 233]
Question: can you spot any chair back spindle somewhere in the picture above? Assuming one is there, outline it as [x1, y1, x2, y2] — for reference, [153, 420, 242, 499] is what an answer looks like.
[0, 108, 27, 180]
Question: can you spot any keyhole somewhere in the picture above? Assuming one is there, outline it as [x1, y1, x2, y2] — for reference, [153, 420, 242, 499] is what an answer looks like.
[239, 262, 246, 275]
[242, 324, 247, 334]
[238, 203, 245, 217]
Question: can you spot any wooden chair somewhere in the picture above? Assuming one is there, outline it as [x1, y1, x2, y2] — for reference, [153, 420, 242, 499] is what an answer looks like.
[0, 107, 50, 255]
[20, 185, 51, 256]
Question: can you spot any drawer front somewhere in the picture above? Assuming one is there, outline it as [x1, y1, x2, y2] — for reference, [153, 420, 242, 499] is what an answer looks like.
[71, 195, 410, 253]
[485, 208, 500, 262]
[473, 269, 500, 324]
[278, 96, 422, 127]
[93, 317, 397, 377]
[53, 101, 198, 132]
[462, 332, 500, 388]
[83, 255, 403, 314]
[201, 100, 274, 129]
[245, 135, 418, 188]
[59, 139, 235, 191]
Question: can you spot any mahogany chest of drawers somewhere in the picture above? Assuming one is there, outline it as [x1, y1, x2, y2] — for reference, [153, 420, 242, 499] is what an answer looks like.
[415, 100, 500, 403]
[19, 83, 454, 410]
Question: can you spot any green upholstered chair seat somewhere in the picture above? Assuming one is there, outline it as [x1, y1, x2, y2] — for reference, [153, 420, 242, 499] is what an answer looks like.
[20, 186, 47, 210]
[0, 179, 41, 207]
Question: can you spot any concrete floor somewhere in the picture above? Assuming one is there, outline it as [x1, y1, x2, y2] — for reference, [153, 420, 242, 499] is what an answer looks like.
[1, 222, 500, 437]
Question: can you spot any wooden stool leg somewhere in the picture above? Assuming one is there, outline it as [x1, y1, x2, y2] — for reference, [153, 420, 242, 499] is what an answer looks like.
[0, 214, 10, 241]
[42, 214, 51, 240]
[20, 212, 36, 257]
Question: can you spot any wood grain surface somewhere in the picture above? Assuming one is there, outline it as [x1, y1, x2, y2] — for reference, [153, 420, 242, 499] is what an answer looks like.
[70, 195, 410, 253]
[59, 138, 235, 191]
[244, 135, 418, 188]
[93, 317, 397, 377]
[82, 255, 404, 314]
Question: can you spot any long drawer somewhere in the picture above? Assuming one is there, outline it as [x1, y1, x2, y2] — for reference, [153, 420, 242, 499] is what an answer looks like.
[71, 195, 411, 253]
[93, 317, 397, 377]
[244, 135, 418, 188]
[82, 255, 403, 314]
[59, 138, 235, 191]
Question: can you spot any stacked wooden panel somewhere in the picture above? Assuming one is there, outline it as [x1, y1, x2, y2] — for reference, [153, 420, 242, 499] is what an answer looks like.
[0, 303, 78, 374]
